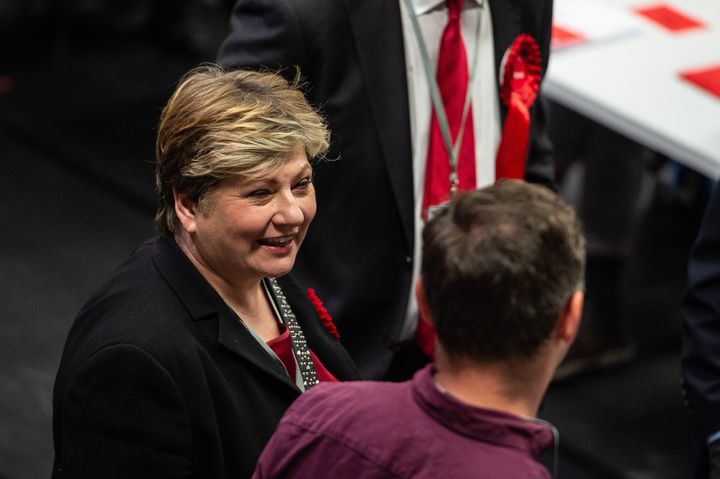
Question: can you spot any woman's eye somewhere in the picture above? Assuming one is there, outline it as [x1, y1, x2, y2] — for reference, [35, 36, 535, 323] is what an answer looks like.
[248, 189, 271, 197]
[294, 177, 313, 189]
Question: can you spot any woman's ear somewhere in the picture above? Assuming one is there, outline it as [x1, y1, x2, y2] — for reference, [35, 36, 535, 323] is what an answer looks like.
[173, 188, 198, 234]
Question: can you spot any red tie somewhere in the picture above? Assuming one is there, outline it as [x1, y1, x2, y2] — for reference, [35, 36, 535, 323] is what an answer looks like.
[422, 0, 476, 217]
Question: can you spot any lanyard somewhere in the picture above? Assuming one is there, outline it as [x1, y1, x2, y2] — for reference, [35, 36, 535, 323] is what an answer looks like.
[265, 278, 320, 391]
[401, 0, 483, 194]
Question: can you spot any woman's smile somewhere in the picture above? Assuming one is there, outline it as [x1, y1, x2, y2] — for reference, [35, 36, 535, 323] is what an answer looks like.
[257, 234, 297, 252]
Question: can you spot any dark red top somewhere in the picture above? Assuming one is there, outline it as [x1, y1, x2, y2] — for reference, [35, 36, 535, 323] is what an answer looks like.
[266, 324, 337, 383]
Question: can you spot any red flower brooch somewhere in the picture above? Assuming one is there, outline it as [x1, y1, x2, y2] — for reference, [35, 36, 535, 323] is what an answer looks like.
[306, 288, 340, 340]
[496, 34, 542, 180]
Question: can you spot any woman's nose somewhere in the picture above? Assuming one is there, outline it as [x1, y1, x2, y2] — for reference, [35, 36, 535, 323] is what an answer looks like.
[274, 193, 305, 225]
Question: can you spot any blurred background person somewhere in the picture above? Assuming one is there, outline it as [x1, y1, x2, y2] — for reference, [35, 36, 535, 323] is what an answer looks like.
[682, 181, 720, 479]
[51, 65, 359, 479]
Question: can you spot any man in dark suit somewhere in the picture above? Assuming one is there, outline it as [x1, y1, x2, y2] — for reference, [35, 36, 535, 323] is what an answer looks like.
[682, 181, 720, 479]
[218, 0, 555, 379]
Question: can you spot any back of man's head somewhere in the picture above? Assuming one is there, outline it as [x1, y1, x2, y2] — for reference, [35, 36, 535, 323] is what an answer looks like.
[421, 180, 585, 364]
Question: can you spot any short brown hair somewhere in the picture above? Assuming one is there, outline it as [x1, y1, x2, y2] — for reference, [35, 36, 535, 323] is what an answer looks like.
[422, 180, 585, 363]
[154, 64, 329, 235]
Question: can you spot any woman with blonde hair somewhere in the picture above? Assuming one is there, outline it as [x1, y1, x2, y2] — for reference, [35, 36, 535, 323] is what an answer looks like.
[52, 65, 359, 479]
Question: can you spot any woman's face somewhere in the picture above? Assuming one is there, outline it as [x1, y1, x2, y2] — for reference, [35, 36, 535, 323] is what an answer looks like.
[183, 147, 316, 286]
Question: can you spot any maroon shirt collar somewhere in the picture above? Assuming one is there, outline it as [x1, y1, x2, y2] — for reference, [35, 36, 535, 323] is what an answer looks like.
[412, 364, 555, 458]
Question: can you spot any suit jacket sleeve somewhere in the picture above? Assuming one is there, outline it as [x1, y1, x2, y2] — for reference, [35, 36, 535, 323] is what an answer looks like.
[525, 97, 555, 189]
[217, 0, 307, 73]
[54, 345, 193, 479]
[525, 0, 555, 190]
[682, 181, 720, 442]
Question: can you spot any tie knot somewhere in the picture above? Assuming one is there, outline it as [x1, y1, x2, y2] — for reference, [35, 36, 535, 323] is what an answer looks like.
[446, 0, 462, 20]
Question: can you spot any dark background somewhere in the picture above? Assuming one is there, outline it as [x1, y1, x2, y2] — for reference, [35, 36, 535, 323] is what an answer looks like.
[0, 1, 708, 478]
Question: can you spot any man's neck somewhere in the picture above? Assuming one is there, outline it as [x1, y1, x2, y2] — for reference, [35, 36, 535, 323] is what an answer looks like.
[432, 347, 553, 418]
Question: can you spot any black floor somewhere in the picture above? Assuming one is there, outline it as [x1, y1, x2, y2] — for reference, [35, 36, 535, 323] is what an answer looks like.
[0, 11, 704, 479]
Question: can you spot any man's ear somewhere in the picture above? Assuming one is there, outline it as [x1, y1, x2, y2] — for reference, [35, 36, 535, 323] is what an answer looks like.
[173, 188, 198, 234]
[555, 290, 584, 345]
[415, 278, 433, 325]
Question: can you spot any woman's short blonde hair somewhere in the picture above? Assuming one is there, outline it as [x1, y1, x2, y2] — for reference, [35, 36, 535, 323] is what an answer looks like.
[154, 64, 330, 235]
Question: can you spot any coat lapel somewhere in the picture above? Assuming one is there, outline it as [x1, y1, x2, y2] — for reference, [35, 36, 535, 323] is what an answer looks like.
[343, 0, 414, 253]
[151, 236, 299, 394]
[216, 309, 300, 392]
[488, 0, 521, 125]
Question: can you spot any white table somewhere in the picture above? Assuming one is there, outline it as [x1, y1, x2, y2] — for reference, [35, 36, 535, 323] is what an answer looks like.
[544, 0, 720, 179]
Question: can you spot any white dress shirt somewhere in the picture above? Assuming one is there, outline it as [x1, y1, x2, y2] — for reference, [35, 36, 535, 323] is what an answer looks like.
[399, 0, 501, 340]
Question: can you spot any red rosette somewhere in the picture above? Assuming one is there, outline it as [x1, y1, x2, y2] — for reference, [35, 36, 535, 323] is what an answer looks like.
[495, 34, 543, 180]
[306, 288, 340, 340]
[499, 34, 542, 109]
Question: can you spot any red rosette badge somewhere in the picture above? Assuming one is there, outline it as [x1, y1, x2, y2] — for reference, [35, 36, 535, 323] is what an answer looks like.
[306, 288, 340, 340]
[495, 34, 542, 180]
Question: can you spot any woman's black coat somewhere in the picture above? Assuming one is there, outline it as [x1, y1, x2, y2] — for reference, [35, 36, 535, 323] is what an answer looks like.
[52, 236, 359, 479]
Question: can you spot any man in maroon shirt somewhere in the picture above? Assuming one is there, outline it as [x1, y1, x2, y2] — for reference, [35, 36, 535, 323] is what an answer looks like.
[253, 180, 585, 479]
